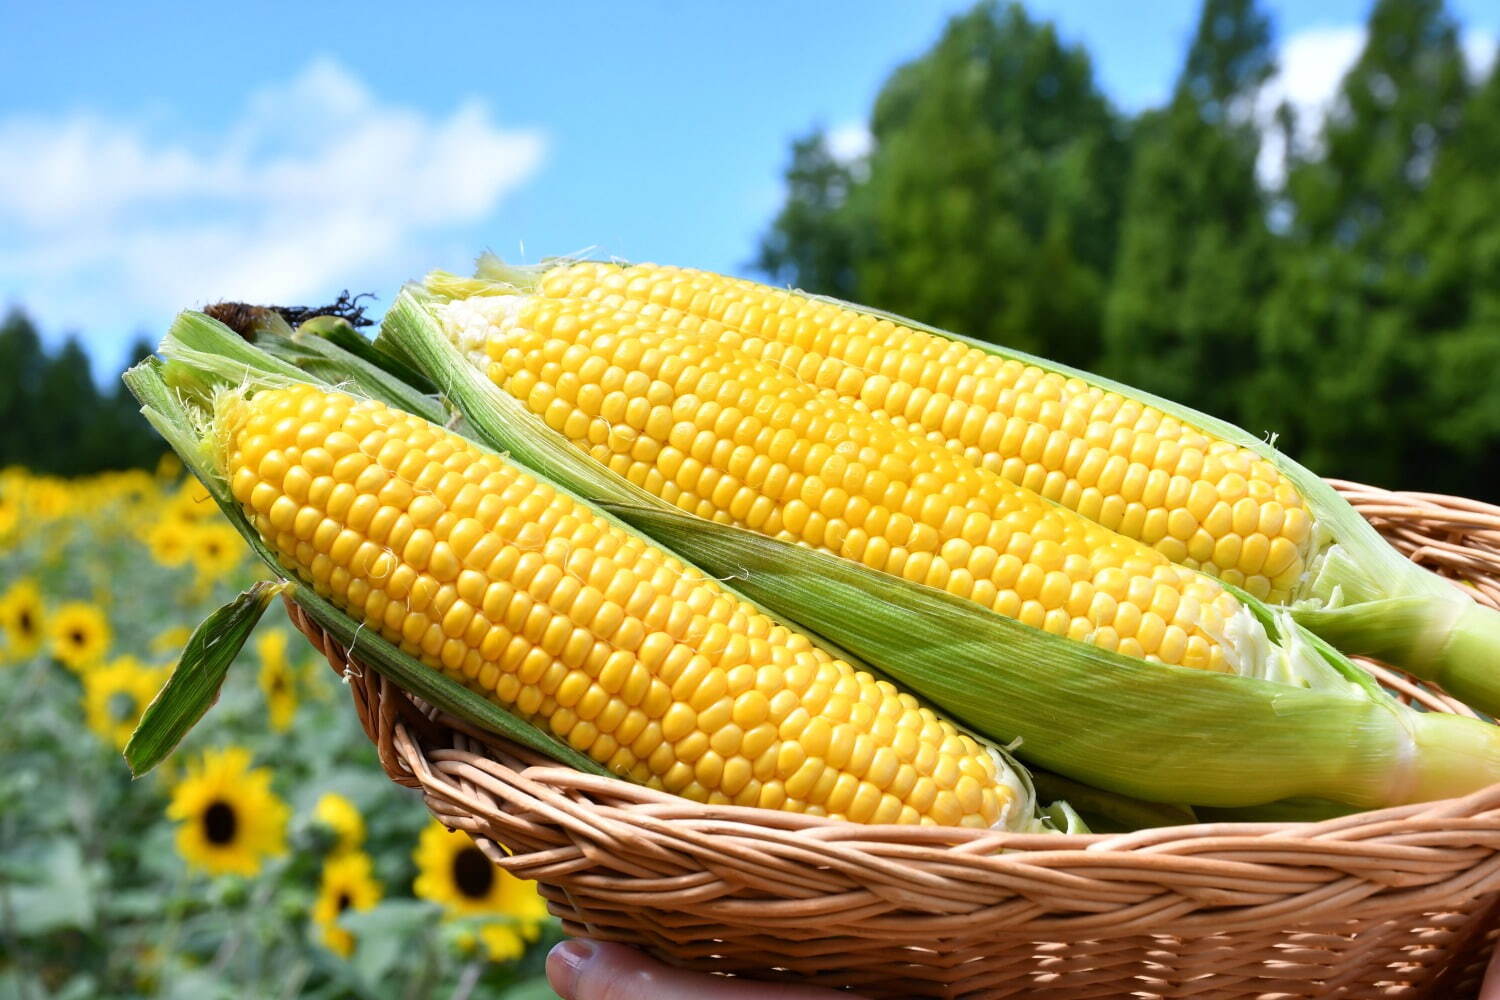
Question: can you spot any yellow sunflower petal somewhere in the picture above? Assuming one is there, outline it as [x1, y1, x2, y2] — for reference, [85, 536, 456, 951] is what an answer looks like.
[83, 656, 168, 750]
[167, 747, 288, 877]
[48, 601, 111, 672]
[312, 850, 382, 958]
[313, 793, 365, 854]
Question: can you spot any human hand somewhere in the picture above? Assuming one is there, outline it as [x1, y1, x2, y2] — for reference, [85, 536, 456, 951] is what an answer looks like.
[547, 939, 862, 1000]
[551, 937, 1500, 998]
[1483, 938, 1500, 1000]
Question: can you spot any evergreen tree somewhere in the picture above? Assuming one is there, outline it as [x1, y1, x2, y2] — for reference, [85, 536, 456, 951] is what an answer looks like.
[0, 311, 46, 468]
[1250, 0, 1470, 486]
[853, 1, 1126, 367]
[1102, 0, 1274, 418]
[0, 315, 165, 475]
[1395, 62, 1500, 496]
[32, 338, 103, 476]
[755, 130, 859, 299]
[102, 337, 169, 472]
[1290, 0, 1469, 251]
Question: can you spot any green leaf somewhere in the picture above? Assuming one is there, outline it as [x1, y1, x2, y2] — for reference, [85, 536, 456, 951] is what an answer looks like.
[49, 976, 102, 1000]
[163, 969, 238, 1000]
[8, 839, 94, 935]
[123, 581, 281, 776]
[342, 900, 442, 987]
[498, 978, 562, 1000]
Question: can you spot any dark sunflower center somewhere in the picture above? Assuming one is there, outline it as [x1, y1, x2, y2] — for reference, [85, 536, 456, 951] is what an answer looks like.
[107, 691, 137, 722]
[69, 628, 85, 647]
[336, 891, 352, 913]
[452, 847, 494, 899]
[271, 673, 286, 693]
[18, 610, 34, 635]
[203, 800, 238, 845]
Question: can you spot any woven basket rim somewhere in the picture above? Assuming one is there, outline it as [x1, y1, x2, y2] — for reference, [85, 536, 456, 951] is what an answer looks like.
[285, 479, 1500, 944]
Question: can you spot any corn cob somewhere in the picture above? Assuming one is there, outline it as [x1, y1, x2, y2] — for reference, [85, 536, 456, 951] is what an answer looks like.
[531, 263, 1311, 599]
[219, 382, 1016, 828]
[427, 288, 1286, 678]
[371, 293, 1500, 811]
[410, 258, 1500, 718]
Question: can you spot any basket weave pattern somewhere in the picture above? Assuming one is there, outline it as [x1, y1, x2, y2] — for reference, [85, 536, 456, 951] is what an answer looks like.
[288, 481, 1500, 999]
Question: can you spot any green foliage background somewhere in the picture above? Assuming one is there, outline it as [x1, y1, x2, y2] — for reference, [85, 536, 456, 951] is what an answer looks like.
[758, 0, 1500, 501]
[0, 475, 559, 999]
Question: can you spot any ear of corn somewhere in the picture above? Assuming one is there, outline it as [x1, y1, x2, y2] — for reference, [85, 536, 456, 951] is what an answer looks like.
[377, 287, 1500, 811]
[613, 501, 1500, 809]
[137, 313, 1049, 831]
[125, 351, 611, 777]
[414, 257, 1500, 719]
[520, 260, 1313, 602]
[395, 275, 1356, 691]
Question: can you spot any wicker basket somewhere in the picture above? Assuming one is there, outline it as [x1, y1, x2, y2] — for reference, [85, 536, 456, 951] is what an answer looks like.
[287, 481, 1500, 999]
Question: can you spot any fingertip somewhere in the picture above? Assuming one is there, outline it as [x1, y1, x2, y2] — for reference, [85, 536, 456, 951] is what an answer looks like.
[547, 938, 597, 1000]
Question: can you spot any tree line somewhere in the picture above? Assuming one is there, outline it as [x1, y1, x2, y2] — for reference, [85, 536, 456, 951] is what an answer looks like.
[758, 0, 1500, 501]
[0, 311, 162, 476]
[6, 0, 1497, 497]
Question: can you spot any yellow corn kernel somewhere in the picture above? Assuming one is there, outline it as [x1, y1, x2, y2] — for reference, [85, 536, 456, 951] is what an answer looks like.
[438, 292, 1250, 673]
[221, 383, 1009, 828]
[528, 262, 1315, 604]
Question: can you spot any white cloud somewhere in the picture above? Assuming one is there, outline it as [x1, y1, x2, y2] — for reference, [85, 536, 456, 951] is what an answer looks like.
[0, 57, 546, 368]
[1256, 25, 1499, 187]
[1254, 26, 1366, 187]
[1464, 28, 1498, 78]
[825, 121, 873, 163]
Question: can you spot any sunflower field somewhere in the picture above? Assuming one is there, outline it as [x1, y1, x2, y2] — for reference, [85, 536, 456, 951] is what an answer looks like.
[0, 463, 560, 999]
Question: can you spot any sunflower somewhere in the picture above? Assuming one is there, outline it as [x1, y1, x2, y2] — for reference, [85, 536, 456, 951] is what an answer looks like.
[83, 656, 167, 750]
[412, 822, 548, 961]
[0, 489, 18, 543]
[167, 747, 288, 877]
[49, 601, 111, 671]
[155, 452, 183, 481]
[256, 630, 297, 731]
[476, 920, 544, 962]
[192, 523, 246, 580]
[167, 480, 216, 524]
[311, 850, 382, 957]
[146, 519, 193, 567]
[313, 792, 365, 854]
[0, 578, 45, 660]
[28, 479, 72, 519]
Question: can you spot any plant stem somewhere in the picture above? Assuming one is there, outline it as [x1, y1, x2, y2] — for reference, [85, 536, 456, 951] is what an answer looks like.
[449, 960, 484, 1000]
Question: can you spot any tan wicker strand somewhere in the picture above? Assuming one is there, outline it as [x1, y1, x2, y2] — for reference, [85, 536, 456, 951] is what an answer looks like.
[283, 481, 1500, 999]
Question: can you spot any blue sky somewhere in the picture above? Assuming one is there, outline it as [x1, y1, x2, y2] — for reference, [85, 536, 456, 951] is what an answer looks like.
[2, 1, 1496, 378]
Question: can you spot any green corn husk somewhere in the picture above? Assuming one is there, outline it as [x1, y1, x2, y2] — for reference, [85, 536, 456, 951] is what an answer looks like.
[125, 311, 1072, 834]
[429, 255, 1500, 719]
[250, 317, 1204, 833]
[123, 351, 607, 779]
[378, 285, 1500, 811]
[296, 315, 439, 396]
